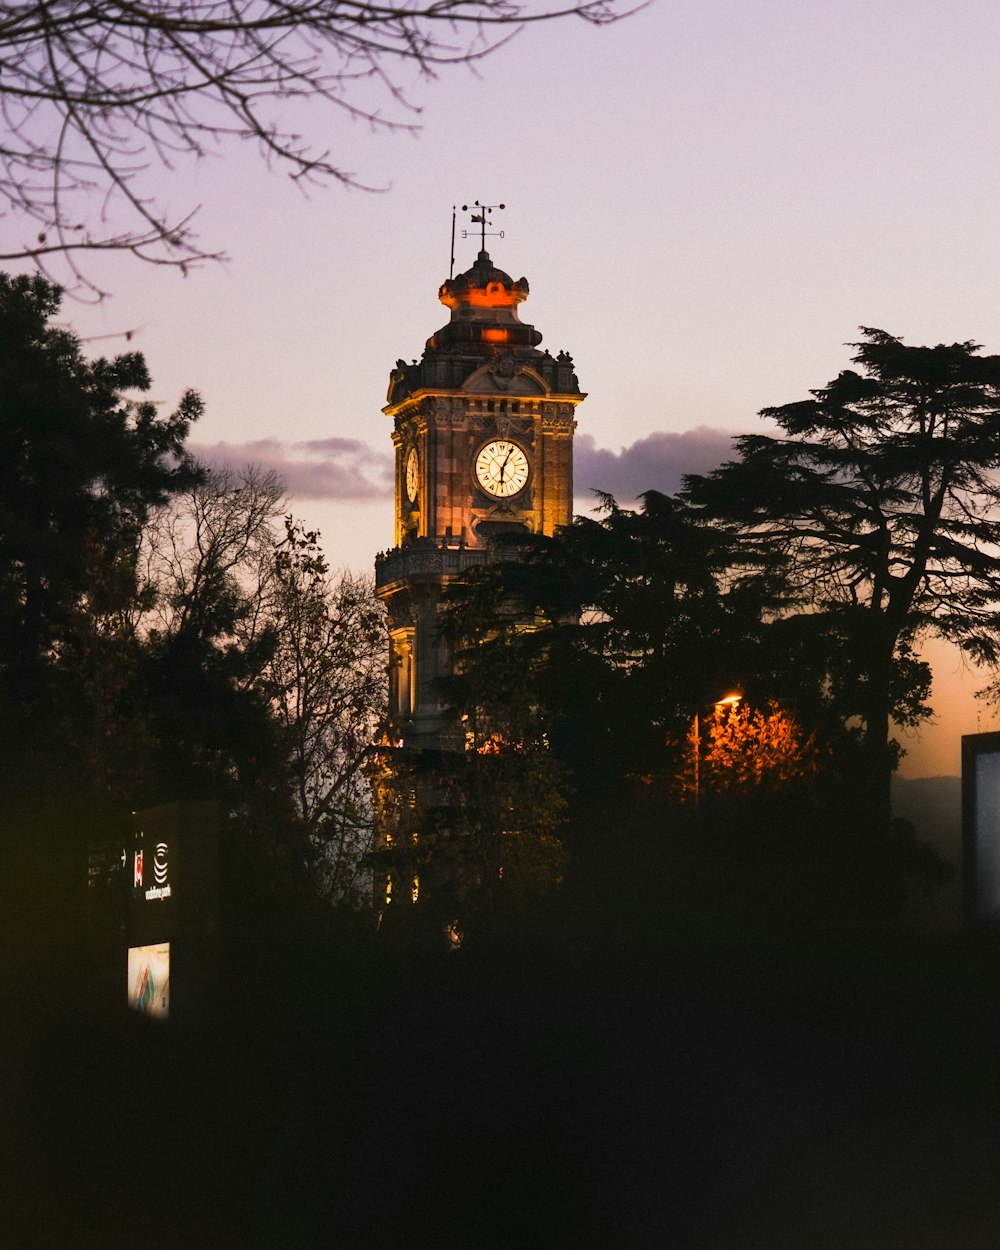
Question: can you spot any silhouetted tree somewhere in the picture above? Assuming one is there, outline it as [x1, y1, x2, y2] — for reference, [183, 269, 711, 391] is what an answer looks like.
[135, 478, 388, 897]
[369, 735, 568, 943]
[0, 271, 202, 794]
[441, 492, 786, 800]
[256, 519, 386, 903]
[137, 462, 286, 647]
[0, 271, 208, 942]
[0, 276, 393, 951]
[439, 492, 952, 924]
[686, 328, 1000, 840]
[108, 463, 291, 827]
[0, 0, 623, 294]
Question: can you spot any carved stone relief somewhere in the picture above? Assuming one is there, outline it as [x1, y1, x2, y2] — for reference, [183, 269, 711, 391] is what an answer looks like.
[467, 413, 533, 437]
[487, 349, 521, 391]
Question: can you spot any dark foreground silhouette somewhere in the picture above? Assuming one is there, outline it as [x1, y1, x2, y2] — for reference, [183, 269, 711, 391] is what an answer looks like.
[6, 904, 1000, 1250]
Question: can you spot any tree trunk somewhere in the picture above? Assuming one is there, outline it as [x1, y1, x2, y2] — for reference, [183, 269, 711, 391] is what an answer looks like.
[861, 643, 895, 843]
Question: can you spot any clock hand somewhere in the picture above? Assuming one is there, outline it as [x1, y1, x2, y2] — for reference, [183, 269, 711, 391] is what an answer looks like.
[499, 448, 512, 483]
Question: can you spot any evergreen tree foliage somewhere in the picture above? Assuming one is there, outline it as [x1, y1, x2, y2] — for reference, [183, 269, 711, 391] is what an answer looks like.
[0, 272, 203, 795]
[686, 328, 1000, 837]
[441, 480, 954, 925]
[441, 491, 785, 800]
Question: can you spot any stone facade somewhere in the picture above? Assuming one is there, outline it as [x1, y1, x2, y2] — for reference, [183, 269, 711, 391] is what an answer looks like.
[375, 248, 586, 752]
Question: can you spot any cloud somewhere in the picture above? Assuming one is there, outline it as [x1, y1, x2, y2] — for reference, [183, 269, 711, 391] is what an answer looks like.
[188, 425, 743, 507]
[188, 437, 394, 501]
[573, 427, 742, 505]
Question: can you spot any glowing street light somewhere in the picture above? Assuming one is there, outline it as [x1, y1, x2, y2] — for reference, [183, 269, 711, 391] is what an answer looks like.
[693, 693, 742, 807]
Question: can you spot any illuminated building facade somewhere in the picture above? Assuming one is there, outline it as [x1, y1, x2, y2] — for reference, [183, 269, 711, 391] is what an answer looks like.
[372, 235, 586, 916]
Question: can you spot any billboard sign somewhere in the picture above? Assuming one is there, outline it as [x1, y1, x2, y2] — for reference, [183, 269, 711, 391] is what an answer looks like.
[127, 942, 170, 1018]
[963, 732, 1000, 922]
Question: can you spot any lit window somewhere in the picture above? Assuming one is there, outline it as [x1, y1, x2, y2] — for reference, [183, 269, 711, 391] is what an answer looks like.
[411, 875, 420, 904]
[385, 874, 393, 905]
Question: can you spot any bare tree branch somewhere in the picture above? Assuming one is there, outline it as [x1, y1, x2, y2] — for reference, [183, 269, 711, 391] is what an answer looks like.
[0, 0, 629, 296]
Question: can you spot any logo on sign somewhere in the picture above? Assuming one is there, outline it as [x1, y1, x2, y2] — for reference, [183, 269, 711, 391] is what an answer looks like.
[134, 850, 143, 887]
[144, 841, 172, 901]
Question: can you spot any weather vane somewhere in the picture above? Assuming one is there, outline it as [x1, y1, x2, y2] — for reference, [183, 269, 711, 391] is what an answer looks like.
[450, 201, 505, 276]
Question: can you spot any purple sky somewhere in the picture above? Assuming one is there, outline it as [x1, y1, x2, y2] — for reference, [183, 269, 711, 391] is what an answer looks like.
[5, 0, 1000, 774]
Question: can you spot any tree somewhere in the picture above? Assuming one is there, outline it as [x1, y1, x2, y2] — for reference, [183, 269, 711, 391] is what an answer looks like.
[440, 493, 786, 800]
[0, 0, 623, 295]
[363, 542, 577, 939]
[438, 476, 962, 925]
[137, 462, 285, 641]
[0, 277, 390, 947]
[673, 698, 821, 805]
[126, 463, 294, 820]
[369, 735, 569, 942]
[0, 270, 208, 944]
[257, 519, 386, 904]
[685, 328, 1000, 838]
[136, 479, 388, 899]
[0, 271, 202, 789]
[427, 497, 795, 932]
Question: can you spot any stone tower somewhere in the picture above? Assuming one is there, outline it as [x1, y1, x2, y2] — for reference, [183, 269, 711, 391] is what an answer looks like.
[374, 245, 586, 752]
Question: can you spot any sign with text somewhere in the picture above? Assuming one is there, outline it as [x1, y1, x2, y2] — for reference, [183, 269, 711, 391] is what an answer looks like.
[87, 839, 127, 892]
[133, 835, 172, 902]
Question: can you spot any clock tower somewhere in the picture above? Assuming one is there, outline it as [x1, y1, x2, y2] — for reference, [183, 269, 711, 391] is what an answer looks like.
[375, 242, 586, 753]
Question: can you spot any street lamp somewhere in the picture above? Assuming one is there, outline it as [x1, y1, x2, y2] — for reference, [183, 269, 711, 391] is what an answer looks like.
[692, 693, 742, 807]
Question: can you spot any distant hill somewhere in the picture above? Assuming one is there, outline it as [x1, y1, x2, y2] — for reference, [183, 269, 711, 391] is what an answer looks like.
[892, 774, 962, 928]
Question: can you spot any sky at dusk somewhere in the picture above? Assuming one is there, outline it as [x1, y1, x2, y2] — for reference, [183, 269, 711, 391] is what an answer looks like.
[6, 0, 1000, 775]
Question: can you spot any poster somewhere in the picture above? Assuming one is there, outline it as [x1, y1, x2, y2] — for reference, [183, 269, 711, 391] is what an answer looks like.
[127, 942, 170, 1018]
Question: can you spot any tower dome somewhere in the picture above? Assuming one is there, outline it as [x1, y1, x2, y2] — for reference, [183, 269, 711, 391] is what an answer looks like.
[428, 249, 542, 353]
[438, 250, 529, 311]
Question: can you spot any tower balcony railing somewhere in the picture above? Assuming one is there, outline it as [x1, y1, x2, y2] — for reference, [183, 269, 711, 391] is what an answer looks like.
[375, 539, 520, 590]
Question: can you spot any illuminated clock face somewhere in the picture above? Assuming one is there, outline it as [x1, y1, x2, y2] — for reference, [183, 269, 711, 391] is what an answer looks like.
[405, 446, 419, 503]
[475, 440, 530, 498]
